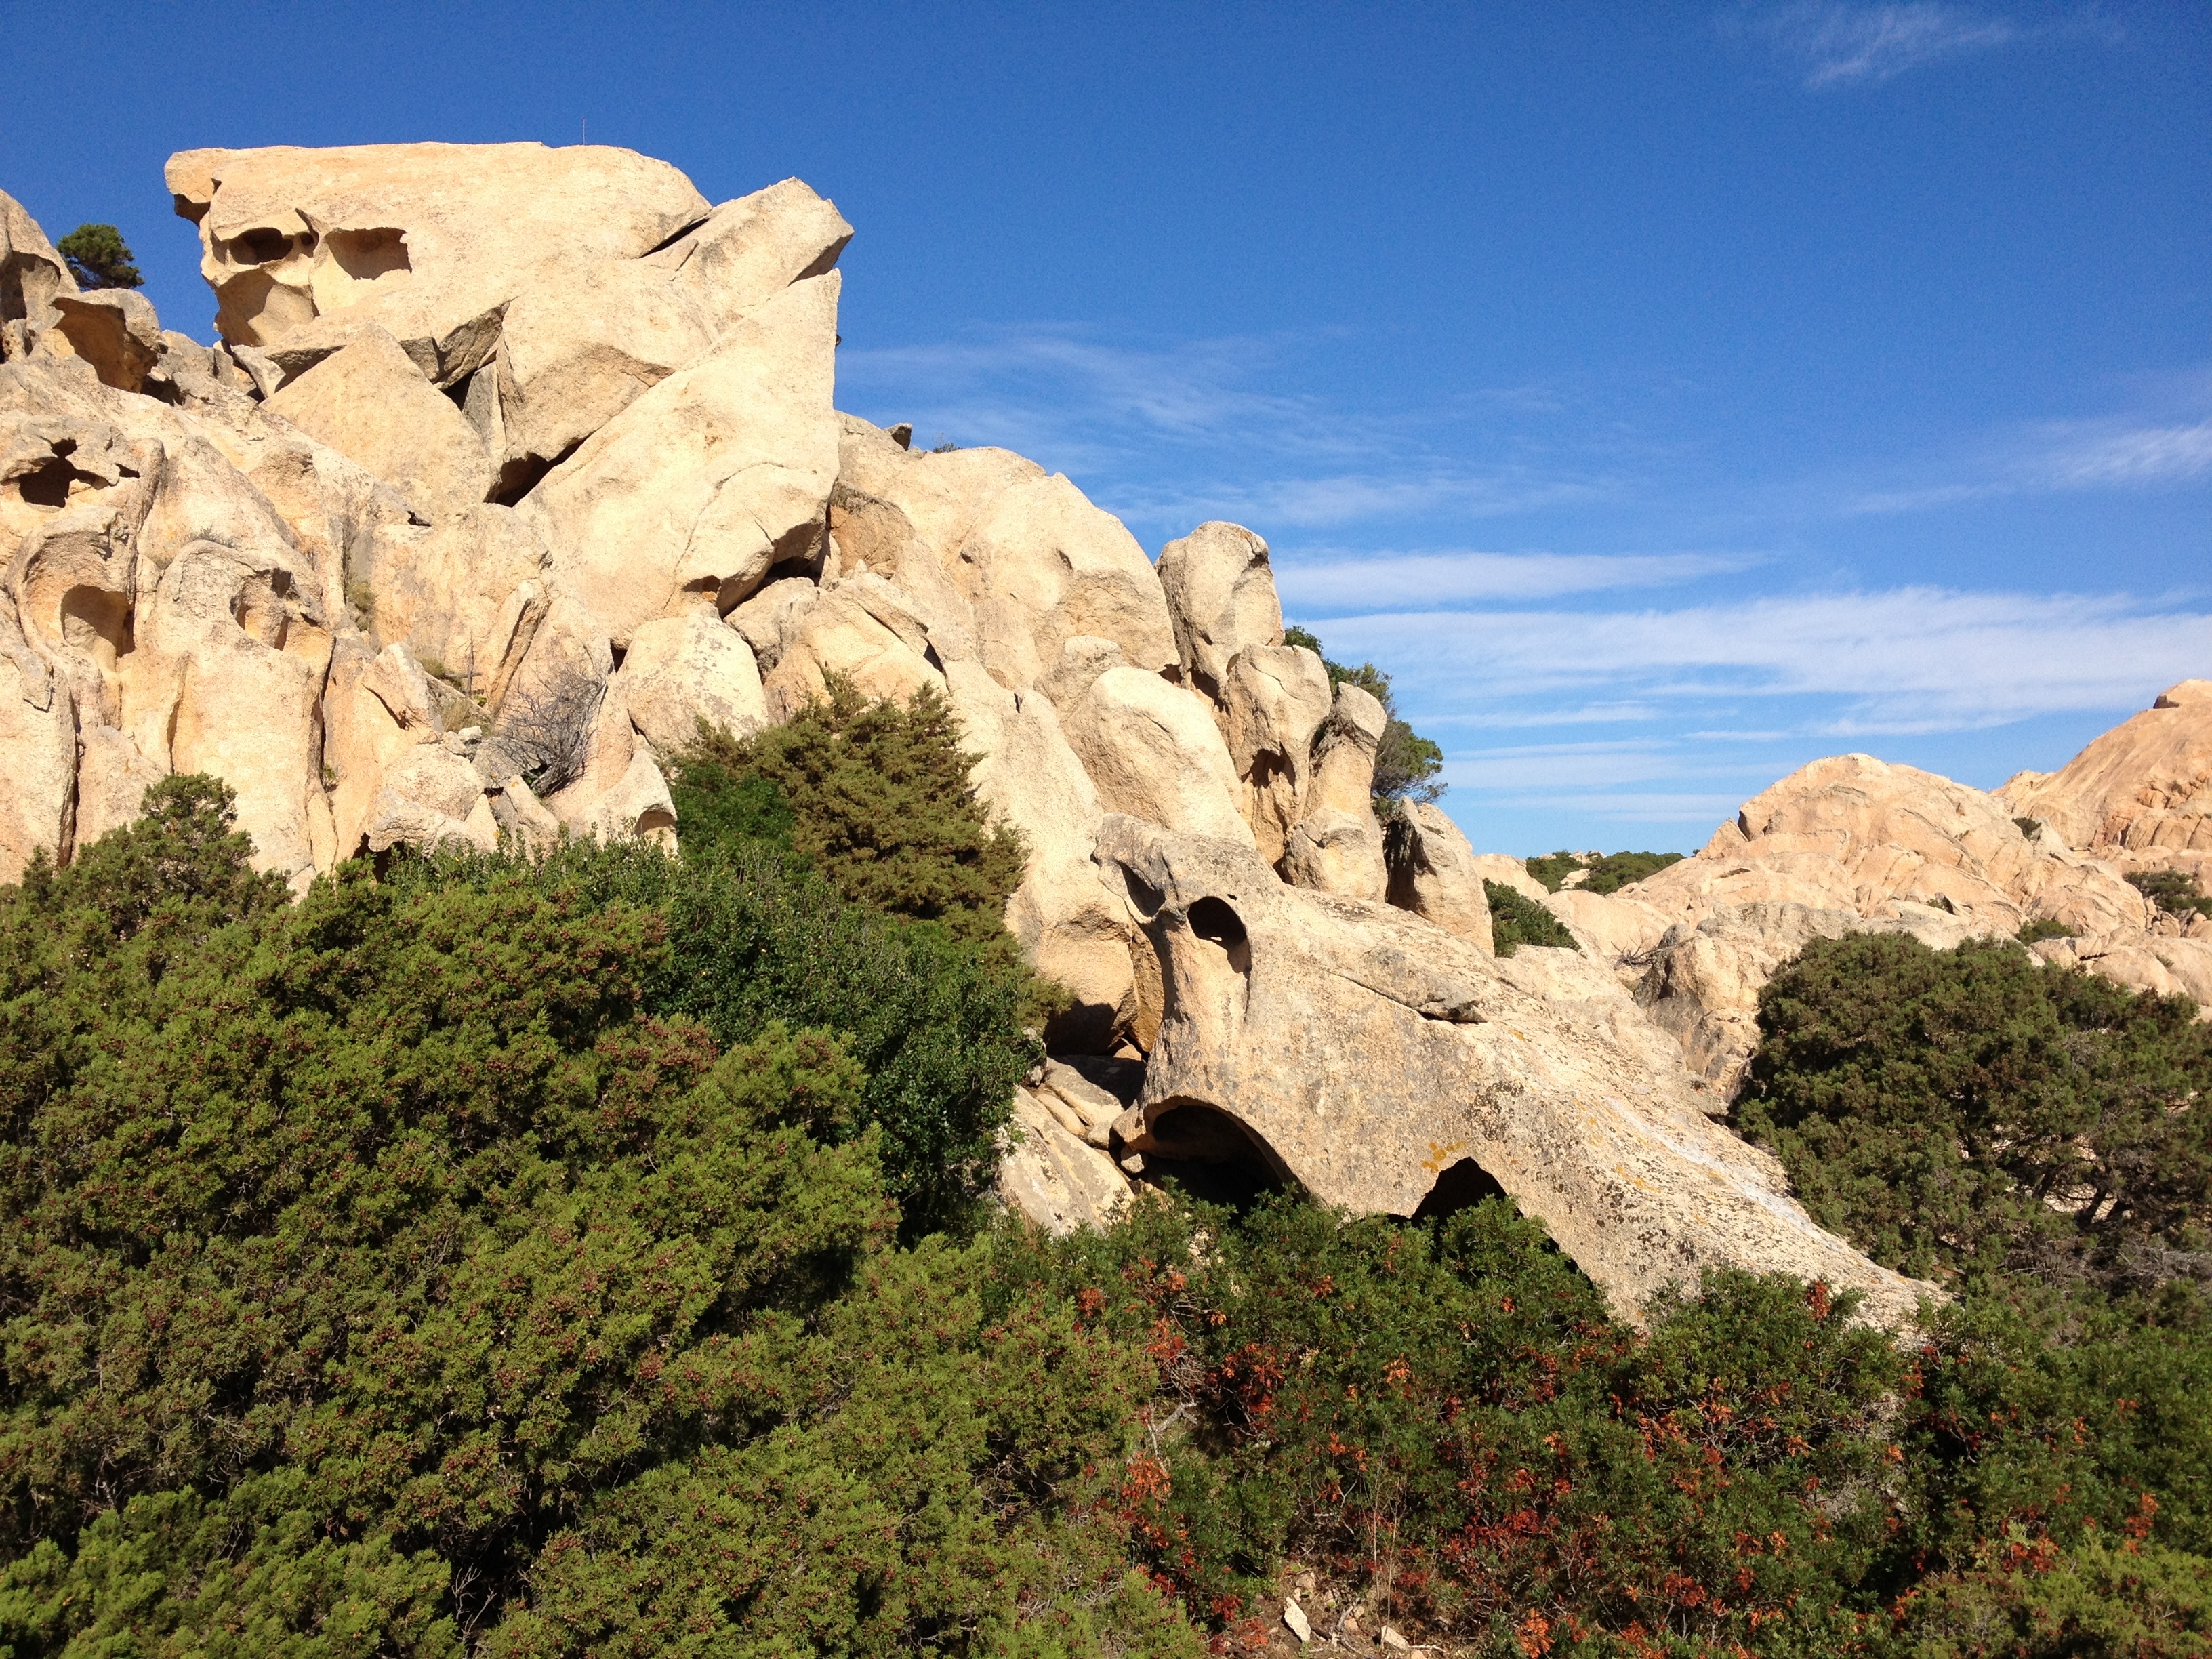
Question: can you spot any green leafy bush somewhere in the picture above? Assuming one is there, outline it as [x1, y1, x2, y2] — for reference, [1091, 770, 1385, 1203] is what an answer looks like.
[669, 678, 1026, 946]
[1282, 626, 1444, 811]
[1732, 933, 2212, 1286]
[55, 222, 141, 289]
[1483, 878, 1579, 955]
[1526, 848, 1685, 894]
[0, 778, 1202, 1659]
[2017, 916, 2073, 944]
[2132, 868, 2212, 921]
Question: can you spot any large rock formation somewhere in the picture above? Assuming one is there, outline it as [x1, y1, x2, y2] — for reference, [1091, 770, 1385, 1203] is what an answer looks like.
[2002, 680, 2212, 880]
[14, 147, 2201, 1329]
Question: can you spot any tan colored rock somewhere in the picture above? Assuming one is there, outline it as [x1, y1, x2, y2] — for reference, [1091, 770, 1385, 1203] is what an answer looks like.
[825, 483, 977, 662]
[644, 178, 853, 339]
[125, 536, 335, 888]
[1469, 853, 1551, 905]
[265, 325, 489, 518]
[1636, 752, 2147, 939]
[619, 602, 767, 751]
[2001, 680, 2212, 868]
[361, 504, 549, 710]
[956, 474, 1179, 691]
[1094, 815, 1929, 1327]
[0, 600, 76, 880]
[996, 1087, 1132, 1236]
[73, 725, 165, 849]
[759, 575, 943, 721]
[1385, 800, 1494, 951]
[1282, 682, 1387, 899]
[1064, 665, 1253, 846]
[492, 260, 710, 478]
[1155, 520, 1283, 695]
[1219, 643, 1333, 863]
[1542, 888, 1673, 965]
[1, 190, 76, 358]
[166, 142, 708, 382]
[725, 576, 817, 668]
[44, 290, 163, 392]
[950, 660, 1141, 1050]
[524, 273, 839, 646]
[834, 418, 1044, 576]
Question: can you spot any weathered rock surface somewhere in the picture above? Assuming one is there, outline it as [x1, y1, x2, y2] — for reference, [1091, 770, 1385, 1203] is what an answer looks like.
[1064, 666, 1254, 845]
[996, 1086, 1132, 1237]
[1, 190, 75, 359]
[523, 274, 839, 646]
[1385, 802, 1495, 951]
[618, 603, 767, 752]
[1094, 815, 1929, 1326]
[166, 142, 708, 380]
[2001, 680, 2212, 879]
[1281, 682, 1389, 899]
[266, 324, 490, 518]
[1218, 643, 1333, 865]
[1156, 520, 1282, 695]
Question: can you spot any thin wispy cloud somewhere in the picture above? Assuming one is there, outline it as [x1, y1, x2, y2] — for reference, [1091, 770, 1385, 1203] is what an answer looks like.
[1277, 550, 1756, 611]
[838, 325, 1622, 537]
[1316, 588, 2212, 731]
[1843, 407, 2212, 513]
[1747, 1, 2021, 86]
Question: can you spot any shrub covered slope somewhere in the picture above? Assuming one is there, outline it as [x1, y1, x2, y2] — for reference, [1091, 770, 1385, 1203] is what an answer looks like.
[3, 735, 2210, 1656]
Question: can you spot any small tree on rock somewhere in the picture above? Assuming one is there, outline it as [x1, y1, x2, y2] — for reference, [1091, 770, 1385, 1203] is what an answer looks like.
[56, 223, 142, 290]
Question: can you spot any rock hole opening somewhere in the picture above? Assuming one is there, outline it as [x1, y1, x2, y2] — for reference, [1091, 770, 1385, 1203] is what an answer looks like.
[1133, 1100, 1291, 1212]
[230, 227, 298, 266]
[1186, 895, 1250, 972]
[1412, 1157, 1509, 1223]
[16, 455, 78, 508]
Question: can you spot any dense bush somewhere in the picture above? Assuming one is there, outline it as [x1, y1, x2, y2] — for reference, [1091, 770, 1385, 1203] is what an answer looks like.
[1282, 626, 1445, 811]
[2132, 868, 2212, 922]
[9, 781, 2212, 1656]
[1484, 878, 1580, 955]
[1733, 933, 2212, 1286]
[1525, 849, 1685, 895]
[0, 779, 1199, 1659]
[55, 222, 141, 289]
[668, 678, 1027, 946]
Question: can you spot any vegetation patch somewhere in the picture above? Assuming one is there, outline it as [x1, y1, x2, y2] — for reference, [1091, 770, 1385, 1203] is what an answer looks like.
[1526, 848, 1685, 894]
[1483, 878, 1580, 955]
[1282, 626, 1444, 813]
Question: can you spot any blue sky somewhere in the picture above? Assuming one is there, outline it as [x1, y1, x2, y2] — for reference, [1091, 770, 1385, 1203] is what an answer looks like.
[4, 1, 2205, 853]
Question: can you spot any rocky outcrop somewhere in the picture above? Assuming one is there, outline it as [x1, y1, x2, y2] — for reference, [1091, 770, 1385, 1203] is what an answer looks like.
[26, 146, 2198, 1330]
[2002, 680, 2212, 880]
[1094, 815, 1927, 1326]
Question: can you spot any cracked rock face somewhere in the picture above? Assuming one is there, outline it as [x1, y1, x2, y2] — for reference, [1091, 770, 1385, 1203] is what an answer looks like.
[1090, 814, 1931, 1326]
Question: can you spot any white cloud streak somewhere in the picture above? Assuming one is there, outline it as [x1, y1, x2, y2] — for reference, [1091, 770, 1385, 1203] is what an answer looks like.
[1750, 1, 2020, 86]
[1315, 588, 2212, 730]
[1276, 550, 1755, 611]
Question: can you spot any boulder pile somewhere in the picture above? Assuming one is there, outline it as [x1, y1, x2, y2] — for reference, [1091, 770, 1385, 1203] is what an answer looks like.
[4, 145, 2202, 1326]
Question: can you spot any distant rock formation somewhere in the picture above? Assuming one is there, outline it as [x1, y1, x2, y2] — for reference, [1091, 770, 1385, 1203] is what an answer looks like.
[5, 145, 2199, 1326]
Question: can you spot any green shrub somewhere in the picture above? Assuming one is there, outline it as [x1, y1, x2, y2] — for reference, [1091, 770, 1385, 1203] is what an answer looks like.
[2018, 916, 2073, 944]
[2013, 815, 2043, 839]
[1526, 849, 1685, 895]
[1733, 933, 2212, 1287]
[2132, 868, 2212, 921]
[1483, 878, 1579, 955]
[0, 777, 1203, 1659]
[1525, 849, 1586, 891]
[55, 222, 141, 289]
[670, 678, 1028, 946]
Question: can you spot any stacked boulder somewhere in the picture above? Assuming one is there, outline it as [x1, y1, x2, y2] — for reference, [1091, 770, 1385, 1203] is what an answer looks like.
[1522, 718, 2212, 1103]
[3, 146, 1960, 1326]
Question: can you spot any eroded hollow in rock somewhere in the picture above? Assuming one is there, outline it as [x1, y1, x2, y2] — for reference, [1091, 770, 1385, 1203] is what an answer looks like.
[1412, 1156, 1509, 1223]
[1133, 1099, 1290, 1211]
[1186, 894, 1251, 972]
